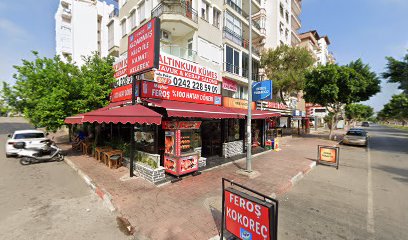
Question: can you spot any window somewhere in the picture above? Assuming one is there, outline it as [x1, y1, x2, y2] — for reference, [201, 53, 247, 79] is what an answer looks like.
[285, 11, 289, 23]
[225, 11, 242, 45]
[242, 53, 249, 78]
[108, 22, 114, 49]
[130, 10, 136, 29]
[227, 119, 241, 142]
[14, 133, 45, 139]
[279, 22, 284, 35]
[121, 19, 127, 37]
[188, 38, 193, 58]
[226, 45, 240, 75]
[280, 3, 284, 17]
[285, 28, 289, 40]
[213, 8, 221, 28]
[138, 1, 145, 23]
[201, 0, 209, 22]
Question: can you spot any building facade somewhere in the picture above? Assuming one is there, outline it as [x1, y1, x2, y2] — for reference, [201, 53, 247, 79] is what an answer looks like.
[298, 30, 335, 66]
[55, 0, 115, 65]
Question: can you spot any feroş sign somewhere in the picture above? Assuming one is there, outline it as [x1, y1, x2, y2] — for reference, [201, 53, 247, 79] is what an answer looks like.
[154, 52, 221, 94]
[225, 188, 274, 240]
[141, 81, 222, 105]
[127, 18, 160, 75]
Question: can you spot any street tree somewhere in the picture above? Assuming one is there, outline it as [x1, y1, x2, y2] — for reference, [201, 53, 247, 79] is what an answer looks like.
[304, 63, 380, 139]
[382, 51, 408, 94]
[378, 94, 408, 125]
[345, 103, 374, 126]
[1, 51, 116, 131]
[260, 45, 314, 104]
[347, 59, 381, 101]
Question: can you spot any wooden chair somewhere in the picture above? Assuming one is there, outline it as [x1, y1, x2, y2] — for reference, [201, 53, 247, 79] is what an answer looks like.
[81, 141, 92, 155]
[102, 150, 123, 169]
[94, 146, 113, 161]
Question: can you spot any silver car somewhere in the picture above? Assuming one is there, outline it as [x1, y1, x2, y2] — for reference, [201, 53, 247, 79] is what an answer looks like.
[343, 130, 368, 146]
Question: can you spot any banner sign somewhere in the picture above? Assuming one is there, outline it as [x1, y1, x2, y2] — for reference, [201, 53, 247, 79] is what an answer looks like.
[267, 101, 287, 110]
[317, 145, 340, 169]
[223, 97, 255, 110]
[127, 18, 160, 76]
[141, 81, 222, 105]
[222, 77, 238, 92]
[162, 121, 202, 130]
[221, 179, 278, 240]
[252, 80, 273, 101]
[111, 81, 139, 103]
[111, 56, 132, 102]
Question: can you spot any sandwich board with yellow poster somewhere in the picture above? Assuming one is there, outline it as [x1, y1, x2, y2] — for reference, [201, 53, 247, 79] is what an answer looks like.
[317, 145, 340, 169]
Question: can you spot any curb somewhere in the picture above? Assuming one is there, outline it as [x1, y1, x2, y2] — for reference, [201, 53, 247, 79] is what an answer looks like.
[64, 157, 116, 212]
[273, 161, 316, 196]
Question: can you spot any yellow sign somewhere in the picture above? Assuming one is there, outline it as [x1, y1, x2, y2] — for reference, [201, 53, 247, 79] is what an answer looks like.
[223, 97, 256, 110]
[319, 148, 336, 163]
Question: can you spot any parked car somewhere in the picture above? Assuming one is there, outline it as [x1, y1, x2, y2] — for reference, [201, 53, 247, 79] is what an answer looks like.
[350, 128, 367, 133]
[362, 121, 370, 127]
[343, 130, 368, 147]
[5, 130, 49, 158]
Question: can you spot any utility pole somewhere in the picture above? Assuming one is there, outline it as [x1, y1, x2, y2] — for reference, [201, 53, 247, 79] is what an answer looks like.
[246, 0, 253, 172]
[130, 75, 137, 177]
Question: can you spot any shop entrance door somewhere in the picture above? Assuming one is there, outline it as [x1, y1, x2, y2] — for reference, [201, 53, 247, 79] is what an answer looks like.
[201, 120, 222, 157]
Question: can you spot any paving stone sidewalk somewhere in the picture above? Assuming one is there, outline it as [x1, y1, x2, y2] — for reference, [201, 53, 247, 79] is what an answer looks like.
[58, 136, 338, 240]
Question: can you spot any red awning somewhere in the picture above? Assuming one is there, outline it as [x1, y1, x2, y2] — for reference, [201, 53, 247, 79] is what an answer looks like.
[231, 108, 281, 119]
[65, 114, 84, 124]
[82, 104, 162, 125]
[145, 99, 243, 119]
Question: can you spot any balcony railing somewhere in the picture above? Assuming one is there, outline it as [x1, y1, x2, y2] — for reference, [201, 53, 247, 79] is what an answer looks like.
[224, 62, 260, 81]
[152, 2, 198, 23]
[225, 0, 249, 19]
[252, 20, 261, 30]
[224, 27, 261, 56]
[161, 45, 197, 62]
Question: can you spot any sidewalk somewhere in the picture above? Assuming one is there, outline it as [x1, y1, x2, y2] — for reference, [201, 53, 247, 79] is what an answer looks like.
[58, 135, 338, 240]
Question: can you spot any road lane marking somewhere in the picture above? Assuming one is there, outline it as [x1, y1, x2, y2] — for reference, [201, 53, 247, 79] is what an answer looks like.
[367, 140, 375, 239]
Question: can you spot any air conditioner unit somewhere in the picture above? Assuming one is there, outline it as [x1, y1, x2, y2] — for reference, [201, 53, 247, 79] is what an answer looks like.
[160, 30, 171, 42]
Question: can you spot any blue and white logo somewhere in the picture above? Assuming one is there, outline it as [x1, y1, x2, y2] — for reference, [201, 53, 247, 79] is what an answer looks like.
[129, 34, 134, 42]
[214, 96, 221, 105]
[240, 228, 252, 240]
[147, 22, 152, 30]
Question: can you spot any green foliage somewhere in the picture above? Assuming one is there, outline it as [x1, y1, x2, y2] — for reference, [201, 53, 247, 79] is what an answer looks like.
[347, 59, 381, 101]
[345, 103, 374, 121]
[378, 94, 408, 123]
[261, 45, 314, 102]
[1, 51, 116, 131]
[382, 51, 408, 94]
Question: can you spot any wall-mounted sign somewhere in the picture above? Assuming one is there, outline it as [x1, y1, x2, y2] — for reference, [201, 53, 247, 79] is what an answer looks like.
[224, 188, 275, 240]
[127, 18, 160, 76]
[223, 97, 255, 110]
[317, 145, 340, 169]
[252, 80, 273, 101]
[266, 101, 287, 110]
[162, 121, 202, 130]
[222, 77, 238, 92]
[141, 81, 222, 105]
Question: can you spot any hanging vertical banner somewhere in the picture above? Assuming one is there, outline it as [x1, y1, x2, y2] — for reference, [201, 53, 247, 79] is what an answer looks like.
[127, 17, 160, 76]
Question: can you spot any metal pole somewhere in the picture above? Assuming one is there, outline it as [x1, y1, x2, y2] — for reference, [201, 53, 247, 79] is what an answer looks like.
[246, 0, 253, 172]
[130, 75, 137, 177]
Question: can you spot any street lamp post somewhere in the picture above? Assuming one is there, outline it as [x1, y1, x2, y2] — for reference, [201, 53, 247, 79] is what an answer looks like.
[246, 0, 253, 172]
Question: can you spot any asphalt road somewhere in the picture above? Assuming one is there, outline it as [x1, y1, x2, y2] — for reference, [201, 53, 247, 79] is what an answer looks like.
[0, 118, 129, 240]
[279, 124, 408, 240]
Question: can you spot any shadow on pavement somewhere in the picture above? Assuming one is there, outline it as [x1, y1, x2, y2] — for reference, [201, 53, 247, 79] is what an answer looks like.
[374, 165, 408, 183]
[210, 205, 222, 236]
[0, 122, 34, 135]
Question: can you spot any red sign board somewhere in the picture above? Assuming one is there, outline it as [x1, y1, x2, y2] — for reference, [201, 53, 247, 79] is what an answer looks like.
[141, 81, 222, 105]
[127, 18, 160, 76]
[225, 188, 274, 240]
[267, 101, 287, 110]
[222, 77, 238, 92]
[162, 121, 202, 130]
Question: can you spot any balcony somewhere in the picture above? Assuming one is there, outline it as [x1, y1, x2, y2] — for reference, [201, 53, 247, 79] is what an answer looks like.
[225, 0, 249, 19]
[223, 27, 261, 57]
[161, 45, 197, 62]
[61, 8, 72, 19]
[291, 13, 301, 30]
[291, 0, 301, 16]
[291, 30, 301, 46]
[152, 2, 198, 36]
[224, 62, 260, 82]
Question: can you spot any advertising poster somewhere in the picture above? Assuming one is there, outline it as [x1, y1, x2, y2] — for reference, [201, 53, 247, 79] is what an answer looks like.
[223, 97, 256, 110]
[127, 18, 160, 76]
[154, 52, 221, 94]
[222, 77, 238, 92]
[141, 81, 222, 105]
[164, 131, 175, 155]
[179, 154, 198, 174]
[224, 188, 274, 240]
[164, 156, 177, 175]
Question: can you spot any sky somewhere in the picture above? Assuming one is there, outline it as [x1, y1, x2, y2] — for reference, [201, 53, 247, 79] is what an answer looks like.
[0, 0, 407, 111]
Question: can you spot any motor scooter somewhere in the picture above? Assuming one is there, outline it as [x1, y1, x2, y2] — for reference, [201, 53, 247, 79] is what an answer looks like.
[14, 140, 64, 165]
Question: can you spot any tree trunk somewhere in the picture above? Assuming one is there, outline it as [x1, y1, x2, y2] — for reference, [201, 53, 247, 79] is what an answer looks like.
[279, 89, 286, 105]
[328, 114, 335, 140]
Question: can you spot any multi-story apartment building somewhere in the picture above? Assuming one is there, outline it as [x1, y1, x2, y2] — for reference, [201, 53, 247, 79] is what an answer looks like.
[55, 0, 115, 65]
[298, 30, 335, 66]
[264, 0, 302, 48]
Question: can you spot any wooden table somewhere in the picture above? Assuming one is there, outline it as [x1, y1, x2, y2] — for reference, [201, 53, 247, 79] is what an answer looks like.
[101, 150, 123, 168]
[94, 146, 113, 161]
